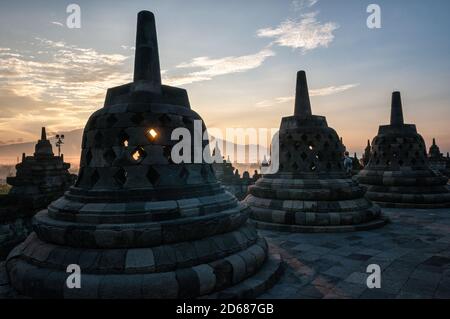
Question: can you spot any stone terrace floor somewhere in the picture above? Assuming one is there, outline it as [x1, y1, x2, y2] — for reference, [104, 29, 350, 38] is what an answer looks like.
[259, 208, 450, 299]
[0, 208, 449, 299]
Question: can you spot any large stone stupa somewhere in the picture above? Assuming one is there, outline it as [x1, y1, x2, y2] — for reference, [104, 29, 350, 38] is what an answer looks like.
[357, 92, 450, 208]
[5, 11, 281, 299]
[244, 71, 387, 233]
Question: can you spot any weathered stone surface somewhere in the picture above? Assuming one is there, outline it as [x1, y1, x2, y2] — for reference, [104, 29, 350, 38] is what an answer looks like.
[357, 92, 450, 208]
[244, 71, 387, 232]
[5, 10, 281, 299]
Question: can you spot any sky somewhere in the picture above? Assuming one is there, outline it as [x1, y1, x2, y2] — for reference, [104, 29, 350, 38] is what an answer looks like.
[0, 0, 450, 157]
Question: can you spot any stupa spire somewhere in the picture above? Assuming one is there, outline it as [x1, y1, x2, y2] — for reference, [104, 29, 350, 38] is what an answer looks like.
[294, 71, 312, 117]
[133, 11, 162, 89]
[390, 91, 404, 126]
[41, 127, 47, 140]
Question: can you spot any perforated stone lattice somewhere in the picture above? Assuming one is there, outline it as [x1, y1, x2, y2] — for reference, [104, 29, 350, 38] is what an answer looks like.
[76, 110, 212, 189]
[244, 71, 387, 233]
[357, 92, 450, 208]
[279, 129, 345, 173]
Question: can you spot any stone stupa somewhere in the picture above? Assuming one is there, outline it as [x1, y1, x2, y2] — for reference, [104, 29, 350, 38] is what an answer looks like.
[428, 138, 450, 178]
[5, 11, 281, 299]
[6, 127, 74, 207]
[357, 92, 450, 208]
[244, 71, 387, 233]
[1, 128, 74, 259]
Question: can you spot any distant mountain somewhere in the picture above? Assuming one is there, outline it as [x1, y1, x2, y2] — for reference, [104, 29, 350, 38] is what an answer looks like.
[0, 129, 84, 164]
[0, 128, 270, 167]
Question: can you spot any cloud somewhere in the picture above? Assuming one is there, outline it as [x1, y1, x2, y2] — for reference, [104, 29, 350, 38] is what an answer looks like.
[0, 40, 132, 142]
[162, 49, 275, 86]
[292, 0, 318, 11]
[255, 83, 359, 108]
[51, 21, 64, 27]
[257, 11, 339, 53]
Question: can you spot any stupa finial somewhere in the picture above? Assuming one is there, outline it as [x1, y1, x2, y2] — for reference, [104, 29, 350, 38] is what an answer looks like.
[433, 138, 436, 145]
[367, 140, 371, 147]
[390, 91, 404, 126]
[294, 71, 312, 117]
[41, 127, 47, 140]
[133, 11, 162, 89]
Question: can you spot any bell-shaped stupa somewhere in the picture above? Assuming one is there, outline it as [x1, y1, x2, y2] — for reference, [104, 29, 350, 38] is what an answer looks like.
[357, 92, 450, 208]
[244, 71, 387, 232]
[7, 127, 74, 207]
[6, 11, 282, 299]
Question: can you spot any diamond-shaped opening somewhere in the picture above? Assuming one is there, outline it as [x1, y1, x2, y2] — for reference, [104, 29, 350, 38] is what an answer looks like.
[146, 166, 160, 185]
[159, 114, 171, 125]
[163, 146, 173, 164]
[94, 131, 103, 147]
[300, 152, 307, 161]
[131, 112, 145, 125]
[118, 130, 130, 147]
[294, 142, 301, 150]
[90, 169, 100, 187]
[286, 151, 292, 159]
[103, 149, 116, 165]
[85, 149, 93, 166]
[287, 134, 293, 140]
[107, 114, 118, 127]
[292, 162, 299, 170]
[373, 152, 378, 158]
[131, 147, 147, 162]
[398, 160, 404, 166]
[179, 166, 190, 180]
[326, 162, 332, 170]
[145, 128, 158, 141]
[114, 168, 127, 186]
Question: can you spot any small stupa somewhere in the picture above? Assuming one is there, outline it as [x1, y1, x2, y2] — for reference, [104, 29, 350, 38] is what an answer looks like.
[362, 140, 371, 167]
[6, 11, 281, 299]
[428, 138, 449, 178]
[357, 92, 450, 208]
[244, 71, 387, 232]
[6, 127, 74, 207]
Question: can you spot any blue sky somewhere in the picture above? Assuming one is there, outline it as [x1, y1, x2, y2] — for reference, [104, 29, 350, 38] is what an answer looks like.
[0, 0, 449, 155]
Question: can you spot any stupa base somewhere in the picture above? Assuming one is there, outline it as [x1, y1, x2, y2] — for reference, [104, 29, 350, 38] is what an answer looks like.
[250, 217, 389, 233]
[203, 253, 283, 299]
[365, 190, 450, 209]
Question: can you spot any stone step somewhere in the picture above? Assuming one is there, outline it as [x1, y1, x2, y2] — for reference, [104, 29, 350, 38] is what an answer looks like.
[250, 217, 389, 233]
[203, 253, 283, 299]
